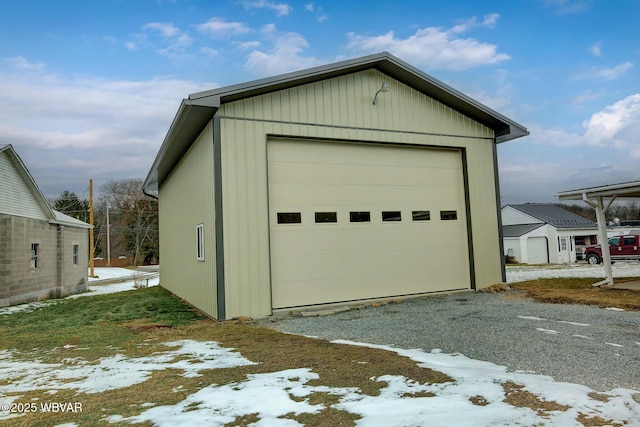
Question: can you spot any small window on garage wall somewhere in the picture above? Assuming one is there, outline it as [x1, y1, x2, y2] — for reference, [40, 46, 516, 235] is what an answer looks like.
[196, 223, 205, 261]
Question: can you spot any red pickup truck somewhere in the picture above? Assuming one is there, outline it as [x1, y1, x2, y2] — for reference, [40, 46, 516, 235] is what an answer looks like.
[583, 234, 640, 264]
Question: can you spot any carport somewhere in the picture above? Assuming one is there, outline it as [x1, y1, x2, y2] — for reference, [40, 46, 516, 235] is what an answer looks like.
[557, 180, 640, 287]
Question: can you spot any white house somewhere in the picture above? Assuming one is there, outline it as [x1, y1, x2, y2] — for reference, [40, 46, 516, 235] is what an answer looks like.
[502, 203, 598, 264]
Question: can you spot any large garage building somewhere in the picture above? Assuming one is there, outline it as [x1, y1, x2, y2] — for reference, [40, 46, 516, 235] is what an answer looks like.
[143, 52, 528, 320]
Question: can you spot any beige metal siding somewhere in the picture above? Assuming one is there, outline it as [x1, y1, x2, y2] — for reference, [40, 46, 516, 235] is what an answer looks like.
[222, 69, 493, 140]
[268, 139, 469, 308]
[0, 150, 49, 220]
[159, 121, 217, 318]
[218, 69, 503, 318]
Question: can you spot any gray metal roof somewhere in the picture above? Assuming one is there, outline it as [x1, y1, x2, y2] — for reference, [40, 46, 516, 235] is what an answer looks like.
[557, 180, 640, 200]
[503, 223, 545, 237]
[143, 52, 529, 193]
[507, 203, 597, 229]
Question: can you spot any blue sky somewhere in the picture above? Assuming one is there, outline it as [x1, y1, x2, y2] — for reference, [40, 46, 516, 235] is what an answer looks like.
[0, 0, 638, 204]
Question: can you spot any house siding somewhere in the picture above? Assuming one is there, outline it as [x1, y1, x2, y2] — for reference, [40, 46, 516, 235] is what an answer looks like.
[217, 69, 501, 319]
[158, 121, 217, 318]
[0, 150, 48, 220]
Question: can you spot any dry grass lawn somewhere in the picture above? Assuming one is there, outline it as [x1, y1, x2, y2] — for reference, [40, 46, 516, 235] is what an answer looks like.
[1, 282, 638, 426]
[509, 277, 640, 311]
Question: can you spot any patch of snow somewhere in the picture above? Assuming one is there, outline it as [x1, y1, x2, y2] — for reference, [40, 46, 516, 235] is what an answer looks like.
[0, 340, 256, 401]
[535, 328, 561, 335]
[0, 277, 160, 316]
[606, 307, 626, 312]
[605, 343, 624, 348]
[506, 262, 640, 283]
[2, 339, 639, 425]
[88, 267, 137, 281]
[573, 335, 594, 340]
[558, 321, 590, 326]
[517, 315, 545, 321]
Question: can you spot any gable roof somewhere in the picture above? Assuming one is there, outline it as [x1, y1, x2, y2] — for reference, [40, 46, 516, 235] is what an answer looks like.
[143, 51, 528, 193]
[503, 223, 546, 237]
[0, 144, 91, 229]
[506, 203, 597, 229]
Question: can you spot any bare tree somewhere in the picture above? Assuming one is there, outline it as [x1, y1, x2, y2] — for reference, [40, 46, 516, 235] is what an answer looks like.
[99, 179, 158, 266]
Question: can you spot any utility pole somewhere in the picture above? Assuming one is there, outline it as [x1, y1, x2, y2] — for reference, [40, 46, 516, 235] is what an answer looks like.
[106, 196, 111, 267]
[89, 179, 96, 278]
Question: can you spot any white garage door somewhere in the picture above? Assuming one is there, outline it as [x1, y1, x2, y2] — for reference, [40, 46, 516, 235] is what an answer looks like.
[526, 237, 548, 264]
[267, 139, 471, 309]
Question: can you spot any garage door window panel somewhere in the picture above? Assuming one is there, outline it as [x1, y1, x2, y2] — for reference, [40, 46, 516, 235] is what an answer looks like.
[350, 211, 371, 223]
[440, 210, 458, 221]
[412, 211, 431, 221]
[315, 212, 337, 223]
[382, 211, 402, 222]
[277, 212, 302, 224]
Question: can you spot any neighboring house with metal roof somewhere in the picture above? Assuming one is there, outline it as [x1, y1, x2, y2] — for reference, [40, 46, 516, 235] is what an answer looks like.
[143, 52, 528, 320]
[0, 144, 91, 307]
[502, 203, 598, 264]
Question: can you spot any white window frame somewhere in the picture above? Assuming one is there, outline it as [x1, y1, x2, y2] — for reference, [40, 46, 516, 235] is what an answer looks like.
[72, 242, 79, 265]
[196, 223, 205, 261]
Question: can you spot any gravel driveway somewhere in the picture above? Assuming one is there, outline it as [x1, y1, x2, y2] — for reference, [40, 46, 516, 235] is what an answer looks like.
[267, 292, 640, 392]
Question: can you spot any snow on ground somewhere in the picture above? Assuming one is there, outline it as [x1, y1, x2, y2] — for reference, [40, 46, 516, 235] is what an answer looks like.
[506, 261, 640, 282]
[1, 265, 640, 425]
[0, 268, 158, 316]
[1, 339, 638, 426]
[88, 267, 138, 282]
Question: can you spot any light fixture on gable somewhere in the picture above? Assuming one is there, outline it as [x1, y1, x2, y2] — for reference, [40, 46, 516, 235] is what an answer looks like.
[372, 81, 390, 105]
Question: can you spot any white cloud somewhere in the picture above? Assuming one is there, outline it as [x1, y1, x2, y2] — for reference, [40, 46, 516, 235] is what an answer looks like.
[589, 41, 602, 57]
[305, 3, 314, 12]
[499, 93, 640, 202]
[199, 47, 220, 58]
[0, 58, 214, 196]
[4, 56, 45, 71]
[583, 93, 640, 147]
[574, 62, 634, 81]
[346, 17, 510, 71]
[235, 40, 261, 50]
[241, 0, 292, 16]
[244, 25, 325, 76]
[196, 17, 251, 37]
[452, 13, 501, 33]
[542, 0, 593, 14]
[129, 23, 194, 59]
[525, 94, 640, 150]
[143, 22, 181, 38]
